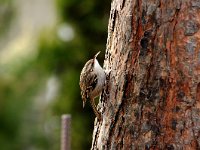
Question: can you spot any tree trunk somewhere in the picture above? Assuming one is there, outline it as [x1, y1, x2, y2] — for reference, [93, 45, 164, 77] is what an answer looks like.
[92, 0, 200, 149]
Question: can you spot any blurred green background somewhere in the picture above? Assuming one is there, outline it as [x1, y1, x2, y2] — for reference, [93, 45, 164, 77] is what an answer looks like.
[0, 0, 110, 149]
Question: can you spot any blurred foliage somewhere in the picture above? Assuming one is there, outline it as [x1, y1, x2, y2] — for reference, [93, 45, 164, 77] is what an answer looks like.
[0, 0, 14, 38]
[0, 0, 110, 150]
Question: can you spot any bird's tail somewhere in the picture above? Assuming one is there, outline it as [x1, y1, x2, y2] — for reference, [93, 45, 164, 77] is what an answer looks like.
[90, 98, 101, 121]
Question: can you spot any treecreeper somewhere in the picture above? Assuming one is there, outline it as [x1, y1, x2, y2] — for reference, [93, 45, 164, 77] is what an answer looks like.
[79, 51, 106, 121]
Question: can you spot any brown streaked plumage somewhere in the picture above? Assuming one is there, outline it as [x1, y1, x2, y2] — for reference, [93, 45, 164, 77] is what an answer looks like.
[79, 51, 106, 121]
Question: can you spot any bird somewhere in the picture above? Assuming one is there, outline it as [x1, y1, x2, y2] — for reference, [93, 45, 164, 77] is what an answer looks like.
[79, 51, 106, 121]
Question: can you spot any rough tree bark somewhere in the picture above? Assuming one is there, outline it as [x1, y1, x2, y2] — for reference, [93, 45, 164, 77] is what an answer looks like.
[92, 0, 200, 149]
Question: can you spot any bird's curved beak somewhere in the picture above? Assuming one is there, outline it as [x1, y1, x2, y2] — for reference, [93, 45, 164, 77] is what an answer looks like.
[94, 51, 100, 59]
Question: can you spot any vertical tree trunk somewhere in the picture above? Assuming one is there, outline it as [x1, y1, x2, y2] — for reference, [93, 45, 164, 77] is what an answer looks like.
[92, 0, 200, 149]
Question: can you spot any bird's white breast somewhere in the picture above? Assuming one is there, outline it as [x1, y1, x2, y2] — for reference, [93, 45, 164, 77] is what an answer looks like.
[91, 59, 106, 98]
